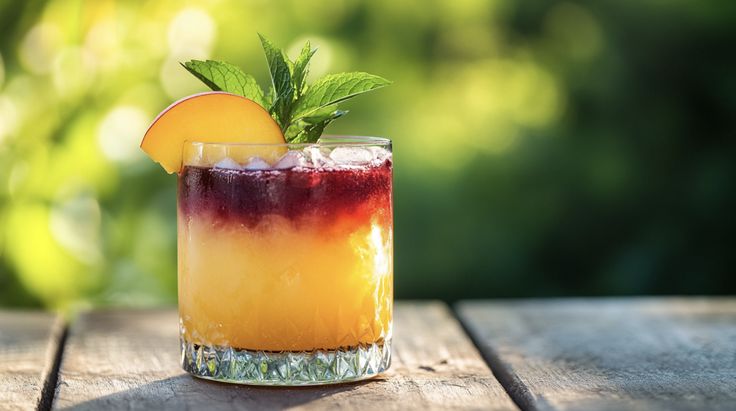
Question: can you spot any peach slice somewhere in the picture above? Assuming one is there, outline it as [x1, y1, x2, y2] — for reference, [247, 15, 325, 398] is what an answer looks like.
[141, 92, 286, 173]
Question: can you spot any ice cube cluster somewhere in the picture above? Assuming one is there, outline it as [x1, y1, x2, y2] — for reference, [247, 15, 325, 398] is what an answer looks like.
[212, 145, 391, 171]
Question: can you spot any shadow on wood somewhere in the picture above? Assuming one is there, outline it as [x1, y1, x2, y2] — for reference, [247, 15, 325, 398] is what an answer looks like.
[57, 374, 378, 410]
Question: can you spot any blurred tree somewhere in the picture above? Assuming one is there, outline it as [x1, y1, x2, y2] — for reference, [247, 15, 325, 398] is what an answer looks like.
[0, 0, 734, 308]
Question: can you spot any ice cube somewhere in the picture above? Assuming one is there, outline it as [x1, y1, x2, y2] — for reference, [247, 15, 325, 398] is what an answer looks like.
[368, 146, 392, 164]
[244, 157, 271, 170]
[213, 157, 243, 170]
[274, 151, 306, 169]
[329, 147, 374, 165]
[303, 146, 335, 168]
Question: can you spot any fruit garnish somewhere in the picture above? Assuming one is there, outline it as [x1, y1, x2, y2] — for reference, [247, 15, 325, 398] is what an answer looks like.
[140, 92, 285, 174]
[141, 34, 389, 173]
[182, 34, 391, 143]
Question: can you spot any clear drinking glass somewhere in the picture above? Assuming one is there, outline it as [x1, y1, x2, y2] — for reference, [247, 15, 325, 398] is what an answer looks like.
[177, 136, 393, 385]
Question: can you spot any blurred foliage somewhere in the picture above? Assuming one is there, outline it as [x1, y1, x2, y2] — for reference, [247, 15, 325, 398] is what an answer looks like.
[0, 0, 735, 309]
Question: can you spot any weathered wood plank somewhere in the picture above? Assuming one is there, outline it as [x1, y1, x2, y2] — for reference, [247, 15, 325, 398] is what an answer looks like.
[54, 302, 515, 410]
[457, 298, 736, 411]
[0, 311, 64, 411]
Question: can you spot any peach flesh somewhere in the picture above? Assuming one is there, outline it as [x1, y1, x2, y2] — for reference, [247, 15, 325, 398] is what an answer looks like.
[140, 92, 285, 174]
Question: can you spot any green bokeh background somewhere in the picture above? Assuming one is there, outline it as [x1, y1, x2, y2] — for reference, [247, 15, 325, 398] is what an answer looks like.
[1, 0, 734, 309]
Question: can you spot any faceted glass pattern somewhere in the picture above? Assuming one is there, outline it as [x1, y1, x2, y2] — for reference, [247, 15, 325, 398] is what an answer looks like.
[181, 338, 392, 385]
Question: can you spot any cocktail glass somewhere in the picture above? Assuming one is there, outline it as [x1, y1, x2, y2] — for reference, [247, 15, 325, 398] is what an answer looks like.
[177, 136, 393, 385]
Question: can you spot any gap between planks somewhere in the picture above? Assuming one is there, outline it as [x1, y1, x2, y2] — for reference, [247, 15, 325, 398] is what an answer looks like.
[0, 312, 66, 411]
[38, 319, 68, 411]
[451, 304, 540, 411]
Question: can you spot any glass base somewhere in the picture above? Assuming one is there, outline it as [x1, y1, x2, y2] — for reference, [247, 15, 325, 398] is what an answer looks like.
[181, 338, 391, 386]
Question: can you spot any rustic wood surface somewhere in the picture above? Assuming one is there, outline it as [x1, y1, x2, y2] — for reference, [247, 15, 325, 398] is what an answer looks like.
[457, 298, 736, 411]
[53, 302, 515, 410]
[0, 311, 63, 411]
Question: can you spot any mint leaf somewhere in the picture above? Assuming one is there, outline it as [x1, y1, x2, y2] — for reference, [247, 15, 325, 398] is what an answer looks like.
[288, 108, 348, 143]
[259, 34, 293, 130]
[301, 105, 346, 123]
[284, 105, 340, 142]
[181, 60, 267, 107]
[291, 41, 316, 97]
[293, 72, 391, 120]
[263, 85, 275, 108]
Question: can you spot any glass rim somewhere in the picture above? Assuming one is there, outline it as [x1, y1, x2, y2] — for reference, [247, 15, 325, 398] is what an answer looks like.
[184, 135, 391, 148]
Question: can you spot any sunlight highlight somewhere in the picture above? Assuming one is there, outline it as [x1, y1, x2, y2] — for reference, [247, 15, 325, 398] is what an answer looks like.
[98, 106, 149, 163]
[0, 96, 18, 143]
[19, 23, 63, 75]
[167, 8, 216, 58]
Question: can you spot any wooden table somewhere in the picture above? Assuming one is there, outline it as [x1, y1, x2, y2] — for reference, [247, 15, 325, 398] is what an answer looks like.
[1, 298, 734, 410]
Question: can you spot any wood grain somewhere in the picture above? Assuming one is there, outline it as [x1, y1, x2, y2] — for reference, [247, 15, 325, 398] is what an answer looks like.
[457, 298, 736, 411]
[54, 302, 515, 410]
[0, 311, 64, 411]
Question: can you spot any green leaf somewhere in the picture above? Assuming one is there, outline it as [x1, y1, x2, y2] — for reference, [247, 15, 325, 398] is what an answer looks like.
[291, 41, 316, 97]
[285, 106, 347, 143]
[300, 104, 342, 122]
[181, 60, 267, 108]
[265, 86, 276, 108]
[293, 72, 391, 119]
[259, 34, 293, 130]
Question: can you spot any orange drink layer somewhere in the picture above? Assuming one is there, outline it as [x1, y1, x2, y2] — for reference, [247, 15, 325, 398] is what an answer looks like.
[178, 160, 393, 352]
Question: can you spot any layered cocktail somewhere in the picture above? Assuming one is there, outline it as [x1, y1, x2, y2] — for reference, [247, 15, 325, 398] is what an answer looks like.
[139, 35, 393, 385]
[178, 140, 392, 384]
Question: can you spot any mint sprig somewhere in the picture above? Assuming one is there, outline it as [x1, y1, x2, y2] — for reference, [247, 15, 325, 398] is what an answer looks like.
[258, 34, 294, 128]
[292, 72, 391, 120]
[181, 60, 267, 108]
[181, 34, 390, 143]
[286, 106, 348, 143]
[292, 41, 317, 97]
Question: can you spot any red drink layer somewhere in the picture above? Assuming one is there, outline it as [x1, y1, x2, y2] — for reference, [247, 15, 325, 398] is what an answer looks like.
[178, 160, 392, 227]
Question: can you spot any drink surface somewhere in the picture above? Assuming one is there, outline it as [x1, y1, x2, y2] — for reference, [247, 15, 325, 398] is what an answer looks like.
[178, 158, 393, 352]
